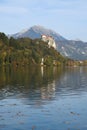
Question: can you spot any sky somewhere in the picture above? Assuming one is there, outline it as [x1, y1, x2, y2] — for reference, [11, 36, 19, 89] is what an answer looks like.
[0, 0, 87, 41]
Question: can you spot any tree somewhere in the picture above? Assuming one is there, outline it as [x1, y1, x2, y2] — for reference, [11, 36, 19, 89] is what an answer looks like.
[0, 32, 9, 46]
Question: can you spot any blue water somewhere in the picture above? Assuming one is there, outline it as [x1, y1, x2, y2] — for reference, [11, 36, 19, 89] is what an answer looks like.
[0, 66, 87, 130]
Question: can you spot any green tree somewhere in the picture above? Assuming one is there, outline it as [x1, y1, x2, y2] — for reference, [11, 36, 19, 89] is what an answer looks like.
[0, 32, 9, 46]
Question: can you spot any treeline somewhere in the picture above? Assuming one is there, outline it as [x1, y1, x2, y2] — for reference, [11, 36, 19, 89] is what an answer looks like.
[0, 32, 86, 66]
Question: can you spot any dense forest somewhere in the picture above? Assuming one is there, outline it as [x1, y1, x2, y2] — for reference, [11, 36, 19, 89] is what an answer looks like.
[0, 32, 86, 67]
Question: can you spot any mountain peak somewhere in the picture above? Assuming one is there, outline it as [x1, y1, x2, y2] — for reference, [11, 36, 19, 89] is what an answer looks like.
[12, 25, 66, 41]
[30, 25, 60, 35]
[31, 25, 46, 29]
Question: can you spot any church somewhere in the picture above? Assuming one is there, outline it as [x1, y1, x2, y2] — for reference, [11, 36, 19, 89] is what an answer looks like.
[41, 35, 56, 49]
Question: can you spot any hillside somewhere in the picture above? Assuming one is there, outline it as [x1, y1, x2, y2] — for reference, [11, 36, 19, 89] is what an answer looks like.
[0, 32, 73, 66]
[11, 25, 87, 60]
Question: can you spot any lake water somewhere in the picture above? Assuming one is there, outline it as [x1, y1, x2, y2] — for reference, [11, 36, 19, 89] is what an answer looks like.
[0, 66, 87, 130]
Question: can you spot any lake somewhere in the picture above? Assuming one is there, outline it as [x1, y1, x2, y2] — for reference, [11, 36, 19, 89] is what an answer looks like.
[0, 66, 87, 130]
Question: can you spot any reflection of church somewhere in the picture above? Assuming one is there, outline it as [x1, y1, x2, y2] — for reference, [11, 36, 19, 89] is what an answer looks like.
[41, 58, 44, 66]
[40, 80, 56, 100]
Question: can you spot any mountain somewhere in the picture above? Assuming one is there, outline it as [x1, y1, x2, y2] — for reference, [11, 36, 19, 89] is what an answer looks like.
[12, 25, 66, 41]
[11, 25, 87, 60]
[55, 40, 87, 60]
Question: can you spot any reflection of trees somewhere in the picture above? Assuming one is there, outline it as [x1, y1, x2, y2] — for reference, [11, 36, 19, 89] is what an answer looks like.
[55, 67, 87, 96]
[0, 66, 63, 100]
[1, 66, 87, 102]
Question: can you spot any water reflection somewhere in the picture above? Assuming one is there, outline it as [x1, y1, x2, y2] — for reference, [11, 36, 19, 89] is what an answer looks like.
[41, 66, 44, 77]
[0, 66, 87, 103]
[1, 66, 87, 130]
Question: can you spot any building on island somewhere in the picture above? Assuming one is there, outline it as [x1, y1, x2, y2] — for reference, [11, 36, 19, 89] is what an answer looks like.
[41, 35, 56, 49]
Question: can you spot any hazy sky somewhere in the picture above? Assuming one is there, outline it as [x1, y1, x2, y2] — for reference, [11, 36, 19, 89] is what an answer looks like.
[0, 0, 87, 41]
